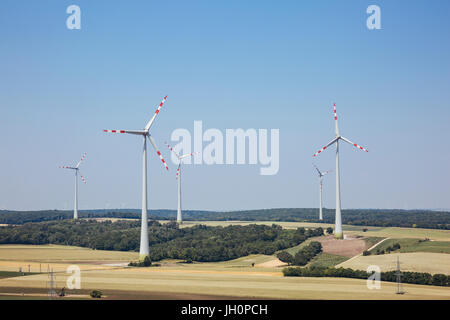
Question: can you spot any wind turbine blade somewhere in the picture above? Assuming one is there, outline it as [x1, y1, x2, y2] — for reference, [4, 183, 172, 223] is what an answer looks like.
[323, 169, 332, 176]
[59, 166, 76, 169]
[103, 130, 145, 135]
[148, 135, 169, 171]
[75, 153, 87, 169]
[313, 137, 339, 157]
[312, 163, 322, 176]
[164, 141, 181, 159]
[79, 171, 87, 184]
[179, 152, 200, 159]
[341, 136, 369, 152]
[145, 96, 167, 131]
[334, 103, 340, 136]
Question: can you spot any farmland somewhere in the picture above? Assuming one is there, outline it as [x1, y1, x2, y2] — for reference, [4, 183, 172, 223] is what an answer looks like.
[0, 239, 448, 299]
[0, 248, 449, 300]
[338, 252, 450, 275]
[0, 221, 449, 300]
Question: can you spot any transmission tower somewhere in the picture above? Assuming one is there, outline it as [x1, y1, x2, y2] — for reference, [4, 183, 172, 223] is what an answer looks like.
[396, 256, 404, 295]
[48, 269, 56, 299]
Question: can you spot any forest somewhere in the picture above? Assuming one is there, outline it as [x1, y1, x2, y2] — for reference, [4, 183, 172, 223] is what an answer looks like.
[0, 220, 324, 262]
[1, 208, 449, 229]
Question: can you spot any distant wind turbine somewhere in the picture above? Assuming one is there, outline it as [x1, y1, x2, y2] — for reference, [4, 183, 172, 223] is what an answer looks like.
[59, 153, 87, 219]
[165, 142, 199, 224]
[313, 164, 331, 221]
[313, 103, 369, 239]
[104, 96, 169, 261]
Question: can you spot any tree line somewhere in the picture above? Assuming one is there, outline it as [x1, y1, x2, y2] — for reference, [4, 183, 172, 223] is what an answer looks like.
[276, 241, 322, 266]
[283, 266, 449, 287]
[1, 208, 449, 230]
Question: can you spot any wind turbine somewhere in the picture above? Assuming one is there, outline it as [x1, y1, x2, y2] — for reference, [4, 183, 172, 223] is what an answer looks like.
[165, 142, 199, 224]
[313, 103, 368, 239]
[313, 164, 331, 221]
[59, 153, 87, 219]
[104, 96, 169, 261]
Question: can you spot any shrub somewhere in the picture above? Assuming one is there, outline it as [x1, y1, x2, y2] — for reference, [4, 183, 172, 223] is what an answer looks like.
[90, 290, 102, 298]
[276, 251, 294, 264]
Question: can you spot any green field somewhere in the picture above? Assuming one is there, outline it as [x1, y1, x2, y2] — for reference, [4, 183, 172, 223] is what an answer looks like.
[369, 238, 450, 254]
[363, 237, 386, 248]
[308, 253, 349, 268]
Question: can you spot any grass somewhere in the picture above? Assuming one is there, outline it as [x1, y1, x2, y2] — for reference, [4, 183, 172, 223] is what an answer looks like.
[347, 227, 450, 241]
[281, 237, 322, 256]
[307, 253, 349, 268]
[368, 238, 450, 255]
[363, 237, 386, 249]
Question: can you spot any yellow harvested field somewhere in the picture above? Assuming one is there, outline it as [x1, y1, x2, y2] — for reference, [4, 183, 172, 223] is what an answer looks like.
[0, 245, 138, 263]
[0, 242, 449, 299]
[338, 252, 450, 274]
[255, 259, 286, 268]
[1, 266, 449, 300]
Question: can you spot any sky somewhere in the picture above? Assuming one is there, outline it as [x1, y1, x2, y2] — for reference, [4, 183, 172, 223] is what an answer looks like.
[1, 0, 450, 211]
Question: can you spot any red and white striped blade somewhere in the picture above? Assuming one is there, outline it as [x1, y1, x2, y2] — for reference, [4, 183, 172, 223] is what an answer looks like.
[313, 137, 339, 157]
[145, 96, 167, 131]
[79, 172, 87, 184]
[341, 136, 369, 152]
[333, 103, 340, 136]
[75, 152, 87, 168]
[59, 166, 75, 169]
[103, 129, 127, 134]
[148, 135, 169, 171]
[103, 130, 145, 135]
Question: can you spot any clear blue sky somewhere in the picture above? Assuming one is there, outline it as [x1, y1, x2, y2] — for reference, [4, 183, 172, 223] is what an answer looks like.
[1, 0, 449, 211]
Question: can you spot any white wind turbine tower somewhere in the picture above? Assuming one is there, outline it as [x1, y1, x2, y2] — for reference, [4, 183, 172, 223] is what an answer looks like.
[313, 164, 331, 221]
[104, 96, 169, 261]
[59, 153, 87, 219]
[165, 142, 199, 224]
[313, 103, 369, 239]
